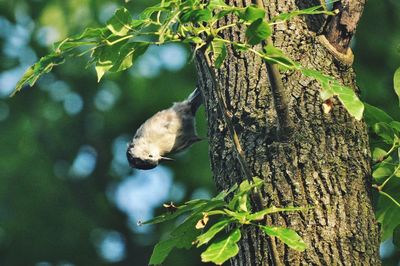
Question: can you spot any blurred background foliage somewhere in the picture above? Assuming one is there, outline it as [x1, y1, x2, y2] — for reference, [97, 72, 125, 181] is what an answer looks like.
[0, 0, 398, 265]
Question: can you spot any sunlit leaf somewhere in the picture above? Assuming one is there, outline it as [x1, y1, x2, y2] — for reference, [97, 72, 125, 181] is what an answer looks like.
[228, 177, 263, 210]
[11, 53, 65, 96]
[201, 228, 241, 265]
[259, 225, 307, 251]
[270, 5, 335, 23]
[208, 0, 229, 9]
[301, 68, 364, 120]
[107, 8, 132, 36]
[196, 218, 232, 247]
[211, 39, 227, 69]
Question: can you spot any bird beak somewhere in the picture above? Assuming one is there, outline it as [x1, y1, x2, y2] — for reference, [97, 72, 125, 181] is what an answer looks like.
[161, 157, 174, 162]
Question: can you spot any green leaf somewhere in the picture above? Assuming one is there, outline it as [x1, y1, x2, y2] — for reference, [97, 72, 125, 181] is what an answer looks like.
[394, 67, 400, 106]
[331, 84, 364, 121]
[228, 177, 263, 210]
[180, 9, 213, 23]
[270, 5, 334, 23]
[201, 228, 241, 265]
[211, 39, 227, 69]
[245, 18, 271, 45]
[263, 44, 298, 69]
[141, 199, 209, 225]
[390, 121, 400, 134]
[376, 178, 400, 241]
[259, 225, 307, 251]
[246, 206, 305, 221]
[196, 218, 232, 247]
[11, 53, 65, 96]
[112, 42, 149, 72]
[372, 147, 389, 163]
[94, 41, 149, 81]
[240, 6, 265, 22]
[301, 68, 364, 120]
[149, 237, 178, 265]
[363, 103, 394, 126]
[208, 0, 229, 9]
[372, 165, 393, 183]
[171, 213, 203, 249]
[373, 122, 395, 144]
[106, 8, 132, 36]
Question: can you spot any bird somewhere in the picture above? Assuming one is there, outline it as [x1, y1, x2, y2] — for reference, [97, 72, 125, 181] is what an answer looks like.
[126, 88, 203, 170]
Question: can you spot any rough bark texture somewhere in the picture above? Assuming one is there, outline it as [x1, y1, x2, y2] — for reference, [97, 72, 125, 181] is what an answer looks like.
[195, 0, 380, 265]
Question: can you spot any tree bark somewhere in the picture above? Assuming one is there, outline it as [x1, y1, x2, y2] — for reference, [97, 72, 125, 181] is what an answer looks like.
[195, 0, 380, 265]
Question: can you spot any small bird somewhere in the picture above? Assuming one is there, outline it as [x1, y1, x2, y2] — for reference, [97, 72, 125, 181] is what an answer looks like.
[126, 88, 203, 170]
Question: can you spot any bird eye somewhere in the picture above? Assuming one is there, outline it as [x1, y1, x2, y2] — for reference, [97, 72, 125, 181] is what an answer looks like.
[148, 154, 153, 158]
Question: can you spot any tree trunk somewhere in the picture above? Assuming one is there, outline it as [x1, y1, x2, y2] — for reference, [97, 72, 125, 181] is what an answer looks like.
[195, 0, 380, 265]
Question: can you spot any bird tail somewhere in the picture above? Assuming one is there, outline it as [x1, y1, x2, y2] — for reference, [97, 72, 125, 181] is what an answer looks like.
[187, 88, 203, 115]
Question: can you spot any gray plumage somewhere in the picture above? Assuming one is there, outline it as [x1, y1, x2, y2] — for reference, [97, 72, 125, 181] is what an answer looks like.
[126, 88, 202, 170]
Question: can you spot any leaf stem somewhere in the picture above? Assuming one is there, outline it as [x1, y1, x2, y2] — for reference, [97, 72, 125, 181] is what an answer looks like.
[379, 164, 400, 191]
[379, 191, 400, 207]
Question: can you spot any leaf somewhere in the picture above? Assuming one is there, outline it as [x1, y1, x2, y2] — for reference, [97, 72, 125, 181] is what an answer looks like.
[301, 68, 364, 120]
[201, 228, 241, 265]
[245, 18, 271, 45]
[372, 147, 389, 162]
[208, 0, 229, 9]
[390, 121, 400, 134]
[376, 178, 400, 241]
[180, 9, 213, 23]
[246, 206, 306, 221]
[259, 225, 307, 251]
[11, 53, 65, 96]
[270, 5, 335, 23]
[213, 183, 238, 201]
[330, 84, 364, 121]
[240, 5, 265, 22]
[394, 67, 400, 106]
[106, 8, 132, 36]
[94, 41, 149, 81]
[373, 122, 395, 144]
[196, 218, 232, 247]
[228, 177, 263, 210]
[372, 165, 393, 183]
[149, 237, 178, 265]
[171, 213, 204, 249]
[141, 199, 209, 225]
[211, 39, 227, 69]
[263, 44, 298, 69]
[363, 103, 393, 126]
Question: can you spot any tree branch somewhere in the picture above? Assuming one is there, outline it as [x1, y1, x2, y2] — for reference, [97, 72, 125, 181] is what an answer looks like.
[323, 0, 366, 54]
[253, 0, 294, 141]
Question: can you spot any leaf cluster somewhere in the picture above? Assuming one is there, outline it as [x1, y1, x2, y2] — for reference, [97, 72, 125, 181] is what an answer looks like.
[142, 177, 307, 265]
[364, 70, 400, 248]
